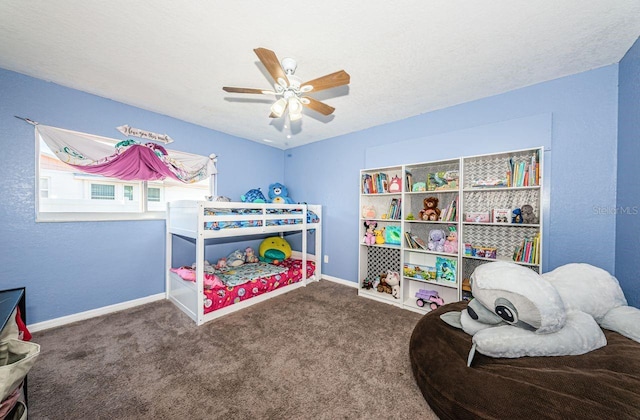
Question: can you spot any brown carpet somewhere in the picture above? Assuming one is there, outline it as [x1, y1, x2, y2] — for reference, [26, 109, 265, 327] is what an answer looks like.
[28, 280, 437, 419]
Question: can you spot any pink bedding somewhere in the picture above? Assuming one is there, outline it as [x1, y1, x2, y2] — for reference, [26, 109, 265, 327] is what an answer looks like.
[199, 258, 315, 314]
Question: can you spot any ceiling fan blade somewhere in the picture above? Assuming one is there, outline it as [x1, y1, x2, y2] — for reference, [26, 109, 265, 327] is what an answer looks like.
[301, 70, 350, 92]
[254, 48, 289, 87]
[302, 96, 335, 116]
[223, 87, 275, 94]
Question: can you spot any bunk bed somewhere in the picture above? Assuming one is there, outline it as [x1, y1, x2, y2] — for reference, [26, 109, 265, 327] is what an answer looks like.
[166, 201, 322, 325]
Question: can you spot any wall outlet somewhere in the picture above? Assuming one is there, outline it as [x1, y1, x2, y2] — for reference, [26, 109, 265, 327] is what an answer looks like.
[323, 255, 329, 264]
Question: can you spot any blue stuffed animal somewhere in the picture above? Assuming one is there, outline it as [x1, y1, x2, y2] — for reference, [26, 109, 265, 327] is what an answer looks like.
[268, 183, 294, 204]
[241, 188, 266, 203]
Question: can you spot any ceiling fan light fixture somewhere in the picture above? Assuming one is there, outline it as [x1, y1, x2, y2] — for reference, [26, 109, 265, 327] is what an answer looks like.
[288, 97, 303, 121]
[270, 98, 287, 118]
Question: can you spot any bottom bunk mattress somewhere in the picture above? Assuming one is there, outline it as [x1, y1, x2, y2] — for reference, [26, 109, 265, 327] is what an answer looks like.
[171, 258, 315, 314]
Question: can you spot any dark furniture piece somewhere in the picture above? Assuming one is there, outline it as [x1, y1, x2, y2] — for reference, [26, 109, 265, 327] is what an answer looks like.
[410, 301, 640, 420]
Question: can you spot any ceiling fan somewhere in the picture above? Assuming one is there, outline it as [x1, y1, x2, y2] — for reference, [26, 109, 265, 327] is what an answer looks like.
[223, 48, 350, 121]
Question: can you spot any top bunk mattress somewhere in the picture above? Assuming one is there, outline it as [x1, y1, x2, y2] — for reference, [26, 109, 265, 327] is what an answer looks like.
[167, 201, 321, 238]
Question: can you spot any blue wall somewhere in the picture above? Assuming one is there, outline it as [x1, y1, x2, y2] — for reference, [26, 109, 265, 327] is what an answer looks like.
[0, 68, 285, 324]
[0, 56, 632, 324]
[617, 37, 640, 307]
[286, 65, 620, 288]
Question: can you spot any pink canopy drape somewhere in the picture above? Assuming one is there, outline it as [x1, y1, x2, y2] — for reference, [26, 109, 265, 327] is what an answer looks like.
[36, 125, 215, 183]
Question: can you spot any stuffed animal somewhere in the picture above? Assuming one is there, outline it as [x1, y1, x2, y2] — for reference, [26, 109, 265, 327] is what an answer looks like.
[386, 270, 401, 299]
[268, 182, 294, 204]
[512, 208, 523, 223]
[428, 229, 446, 252]
[244, 247, 259, 263]
[388, 176, 402, 193]
[376, 272, 392, 294]
[440, 261, 640, 366]
[419, 197, 441, 221]
[227, 250, 245, 267]
[361, 205, 376, 219]
[241, 188, 266, 203]
[215, 257, 227, 270]
[374, 228, 385, 245]
[521, 204, 538, 224]
[259, 236, 292, 263]
[363, 220, 377, 245]
[443, 227, 458, 254]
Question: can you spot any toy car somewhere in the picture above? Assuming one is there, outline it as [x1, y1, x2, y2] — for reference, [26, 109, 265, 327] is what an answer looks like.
[415, 289, 445, 310]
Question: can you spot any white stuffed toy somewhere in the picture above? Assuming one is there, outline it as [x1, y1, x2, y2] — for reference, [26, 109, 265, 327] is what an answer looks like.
[441, 261, 640, 366]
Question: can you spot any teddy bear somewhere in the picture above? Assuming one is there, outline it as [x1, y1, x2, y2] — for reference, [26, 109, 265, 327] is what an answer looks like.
[418, 197, 441, 221]
[268, 182, 294, 204]
[428, 229, 446, 252]
[363, 220, 377, 245]
[376, 272, 393, 294]
[374, 228, 386, 245]
[520, 204, 538, 224]
[443, 227, 458, 254]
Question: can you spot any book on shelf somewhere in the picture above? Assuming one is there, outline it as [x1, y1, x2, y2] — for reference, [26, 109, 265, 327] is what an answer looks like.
[506, 151, 540, 188]
[410, 233, 428, 250]
[427, 171, 459, 191]
[362, 172, 394, 194]
[512, 232, 540, 264]
[405, 171, 413, 192]
[404, 232, 417, 249]
[436, 256, 457, 283]
[491, 208, 511, 223]
[439, 197, 458, 221]
[387, 198, 402, 220]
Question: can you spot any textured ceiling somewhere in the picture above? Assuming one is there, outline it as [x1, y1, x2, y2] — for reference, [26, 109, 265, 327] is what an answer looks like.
[1, 1, 639, 149]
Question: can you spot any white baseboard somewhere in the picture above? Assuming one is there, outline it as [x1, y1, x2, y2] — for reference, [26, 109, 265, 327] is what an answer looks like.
[322, 275, 358, 288]
[28, 293, 166, 332]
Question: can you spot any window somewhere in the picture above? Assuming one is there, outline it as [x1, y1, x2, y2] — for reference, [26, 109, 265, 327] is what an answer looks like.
[124, 185, 134, 201]
[147, 187, 161, 202]
[39, 177, 50, 198]
[91, 184, 115, 200]
[36, 131, 212, 222]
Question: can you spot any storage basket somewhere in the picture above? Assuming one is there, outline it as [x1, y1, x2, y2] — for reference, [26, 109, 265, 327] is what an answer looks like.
[0, 339, 40, 402]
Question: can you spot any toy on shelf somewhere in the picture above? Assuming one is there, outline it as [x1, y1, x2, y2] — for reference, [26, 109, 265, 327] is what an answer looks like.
[419, 197, 441, 221]
[386, 270, 401, 299]
[374, 228, 386, 245]
[388, 176, 402, 193]
[512, 208, 523, 224]
[520, 204, 539, 224]
[362, 205, 376, 219]
[241, 188, 267, 203]
[443, 226, 458, 254]
[412, 182, 427, 192]
[415, 289, 445, 310]
[376, 272, 392, 294]
[428, 229, 446, 252]
[363, 220, 377, 245]
[268, 182, 295, 204]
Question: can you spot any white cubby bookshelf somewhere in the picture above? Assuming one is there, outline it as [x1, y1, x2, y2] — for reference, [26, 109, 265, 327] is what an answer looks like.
[357, 147, 543, 314]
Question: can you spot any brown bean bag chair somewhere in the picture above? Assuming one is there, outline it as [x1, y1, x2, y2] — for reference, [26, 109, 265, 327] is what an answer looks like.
[410, 301, 640, 419]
